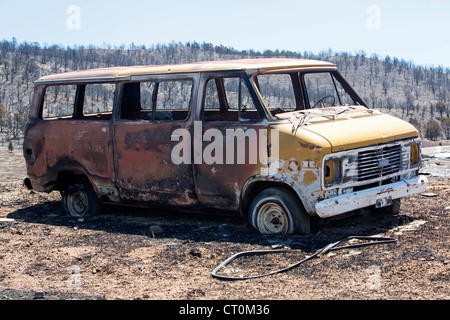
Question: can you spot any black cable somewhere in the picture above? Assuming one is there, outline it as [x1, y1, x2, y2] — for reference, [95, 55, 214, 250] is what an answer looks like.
[211, 236, 398, 281]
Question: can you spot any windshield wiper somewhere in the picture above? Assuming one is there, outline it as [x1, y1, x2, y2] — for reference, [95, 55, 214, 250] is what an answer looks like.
[291, 107, 350, 133]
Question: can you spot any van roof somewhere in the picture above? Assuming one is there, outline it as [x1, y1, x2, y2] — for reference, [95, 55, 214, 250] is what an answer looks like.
[35, 58, 336, 85]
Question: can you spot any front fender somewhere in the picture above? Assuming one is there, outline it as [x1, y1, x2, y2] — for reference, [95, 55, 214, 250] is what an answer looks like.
[240, 171, 324, 217]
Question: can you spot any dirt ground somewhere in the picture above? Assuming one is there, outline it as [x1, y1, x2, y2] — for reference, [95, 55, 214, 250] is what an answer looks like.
[0, 145, 448, 301]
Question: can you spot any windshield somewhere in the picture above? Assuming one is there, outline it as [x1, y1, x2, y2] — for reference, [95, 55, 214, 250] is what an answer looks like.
[254, 71, 366, 117]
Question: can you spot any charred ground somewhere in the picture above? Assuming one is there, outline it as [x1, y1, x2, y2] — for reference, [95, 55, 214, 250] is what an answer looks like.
[0, 146, 448, 300]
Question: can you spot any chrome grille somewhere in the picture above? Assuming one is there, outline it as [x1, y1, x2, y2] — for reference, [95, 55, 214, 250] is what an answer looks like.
[357, 144, 406, 181]
[322, 138, 421, 190]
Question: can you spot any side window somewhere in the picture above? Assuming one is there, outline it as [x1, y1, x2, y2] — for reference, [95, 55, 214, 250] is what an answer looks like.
[140, 81, 157, 112]
[42, 83, 115, 120]
[255, 74, 297, 111]
[204, 79, 220, 111]
[120, 79, 192, 121]
[42, 85, 77, 119]
[203, 77, 261, 122]
[155, 80, 192, 121]
[83, 83, 115, 117]
[224, 78, 256, 114]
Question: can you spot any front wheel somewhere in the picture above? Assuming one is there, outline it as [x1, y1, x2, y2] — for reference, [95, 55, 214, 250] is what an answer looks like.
[248, 187, 310, 235]
[62, 183, 102, 218]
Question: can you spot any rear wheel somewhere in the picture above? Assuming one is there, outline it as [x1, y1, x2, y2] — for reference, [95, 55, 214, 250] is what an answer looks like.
[248, 187, 310, 235]
[62, 183, 102, 218]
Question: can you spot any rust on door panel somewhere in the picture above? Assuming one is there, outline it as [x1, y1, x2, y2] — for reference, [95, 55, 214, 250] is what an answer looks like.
[114, 121, 197, 207]
[193, 121, 267, 211]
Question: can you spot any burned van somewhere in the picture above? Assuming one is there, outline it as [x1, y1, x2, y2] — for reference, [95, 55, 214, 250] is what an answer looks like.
[23, 59, 428, 235]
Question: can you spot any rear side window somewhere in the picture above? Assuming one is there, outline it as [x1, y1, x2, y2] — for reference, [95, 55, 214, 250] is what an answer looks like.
[42, 85, 77, 119]
[83, 83, 115, 116]
[41, 83, 115, 120]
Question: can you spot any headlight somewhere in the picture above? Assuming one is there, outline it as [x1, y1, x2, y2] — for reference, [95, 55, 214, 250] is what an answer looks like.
[410, 144, 419, 166]
[324, 158, 342, 186]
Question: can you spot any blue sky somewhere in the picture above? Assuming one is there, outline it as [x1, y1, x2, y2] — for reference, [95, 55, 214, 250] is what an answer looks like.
[1, 0, 449, 68]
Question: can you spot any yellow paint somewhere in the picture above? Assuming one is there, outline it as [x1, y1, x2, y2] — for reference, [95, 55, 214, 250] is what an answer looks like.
[303, 113, 418, 152]
[269, 109, 420, 211]
[303, 170, 318, 185]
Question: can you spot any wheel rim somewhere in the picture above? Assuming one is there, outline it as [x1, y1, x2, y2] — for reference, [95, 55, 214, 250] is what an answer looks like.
[256, 202, 290, 235]
[67, 189, 88, 217]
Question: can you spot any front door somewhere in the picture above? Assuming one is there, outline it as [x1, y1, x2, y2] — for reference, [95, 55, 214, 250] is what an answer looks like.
[193, 74, 267, 211]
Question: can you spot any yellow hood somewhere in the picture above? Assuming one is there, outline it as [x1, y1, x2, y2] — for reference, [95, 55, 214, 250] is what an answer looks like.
[302, 113, 418, 152]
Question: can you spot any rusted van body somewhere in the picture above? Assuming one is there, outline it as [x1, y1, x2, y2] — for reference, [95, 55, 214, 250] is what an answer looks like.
[23, 58, 428, 234]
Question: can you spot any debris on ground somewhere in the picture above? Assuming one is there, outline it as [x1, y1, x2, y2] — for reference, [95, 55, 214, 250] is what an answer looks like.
[0, 145, 448, 300]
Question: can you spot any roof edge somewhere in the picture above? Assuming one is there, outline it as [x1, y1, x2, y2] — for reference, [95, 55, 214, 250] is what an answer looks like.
[35, 58, 336, 84]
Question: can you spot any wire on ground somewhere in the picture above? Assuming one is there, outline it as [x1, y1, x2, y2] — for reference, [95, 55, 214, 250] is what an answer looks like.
[211, 236, 398, 281]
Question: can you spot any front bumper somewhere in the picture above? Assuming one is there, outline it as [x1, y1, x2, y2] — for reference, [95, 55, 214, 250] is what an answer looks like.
[315, 175, 428, 218]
